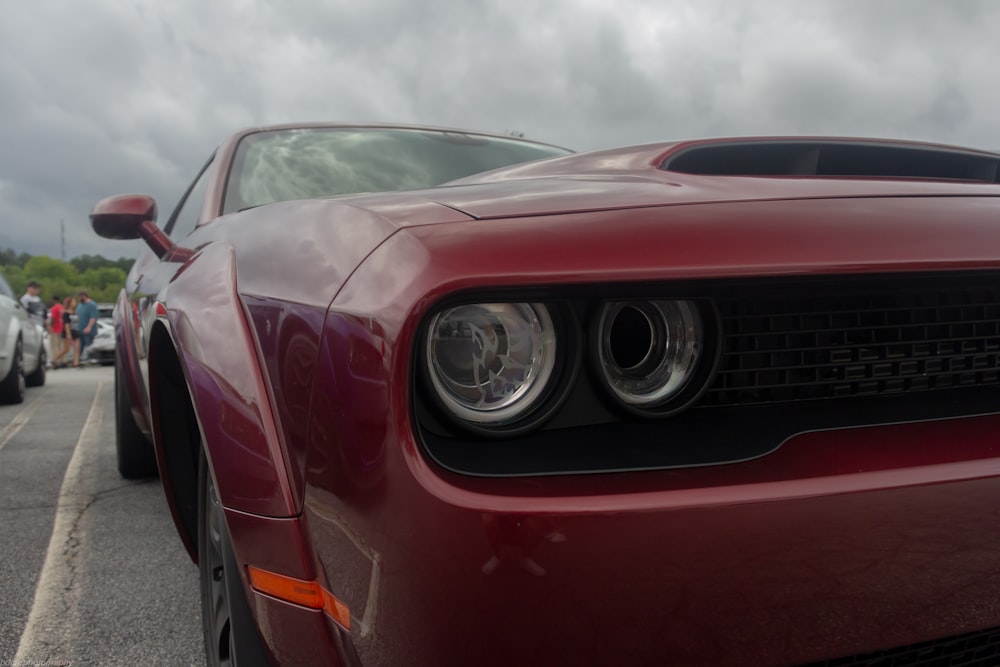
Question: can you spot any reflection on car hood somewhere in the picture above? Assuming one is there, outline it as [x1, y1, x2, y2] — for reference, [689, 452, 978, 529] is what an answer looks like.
[405, 137, 1000, 220]
[417, 176, 1000, 220]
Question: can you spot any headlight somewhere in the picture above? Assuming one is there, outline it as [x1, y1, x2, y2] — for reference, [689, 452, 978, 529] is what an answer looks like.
[425, 303, 558, 426]
[594, 300, 703, 411]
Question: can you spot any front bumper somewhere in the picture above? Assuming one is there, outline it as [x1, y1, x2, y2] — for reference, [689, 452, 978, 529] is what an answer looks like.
[289, 413, 1000, 666]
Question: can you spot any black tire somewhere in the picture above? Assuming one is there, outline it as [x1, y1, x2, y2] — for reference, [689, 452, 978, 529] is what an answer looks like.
[0, 338, 25, 404]
[25, 346, 45, 387]
[198, 451, 271, 667]
[115, 361, 157, 479]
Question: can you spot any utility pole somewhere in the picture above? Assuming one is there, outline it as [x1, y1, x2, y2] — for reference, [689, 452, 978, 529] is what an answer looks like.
[60, 220, 65, 261]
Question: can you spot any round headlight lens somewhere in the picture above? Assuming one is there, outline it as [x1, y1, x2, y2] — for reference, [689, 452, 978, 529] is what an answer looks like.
[426, 303, 557, 425]
[596, 300, 702, 408]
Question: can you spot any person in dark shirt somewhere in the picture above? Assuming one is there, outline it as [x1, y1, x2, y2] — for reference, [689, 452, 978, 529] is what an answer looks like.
[76, 291, 100, 364]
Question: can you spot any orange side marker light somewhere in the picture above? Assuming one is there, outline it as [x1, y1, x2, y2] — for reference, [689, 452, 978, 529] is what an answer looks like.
[247, 565, 351, 631]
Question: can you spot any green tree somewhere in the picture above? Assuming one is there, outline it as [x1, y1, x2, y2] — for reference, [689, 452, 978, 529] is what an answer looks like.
[71, 253, 130, 274]
[24, 255, 79, 284]
[80, 266, 128, 303]
[1, 264, 25, 290]
[19, 255, 80, 304]
[68, 254, 133, 280]
[0, 247, 31, 268]
[2, 250, 131, 302]
[115, 257, 134, 273]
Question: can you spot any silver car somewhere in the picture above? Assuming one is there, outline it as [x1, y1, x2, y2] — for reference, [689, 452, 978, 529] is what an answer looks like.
[0, 274, 46, 402]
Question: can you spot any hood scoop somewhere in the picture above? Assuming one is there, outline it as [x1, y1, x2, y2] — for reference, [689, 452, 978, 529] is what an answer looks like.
[663, 140, 1000, 183]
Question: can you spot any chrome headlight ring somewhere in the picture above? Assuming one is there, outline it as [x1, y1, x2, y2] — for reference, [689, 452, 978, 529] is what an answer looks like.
[593, 299, 714, 415]
[422, 302, 574, 434]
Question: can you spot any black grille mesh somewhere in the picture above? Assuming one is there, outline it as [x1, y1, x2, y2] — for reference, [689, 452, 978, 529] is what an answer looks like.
[704, 284, 1000, 406]
[805, 625, 1000, 666]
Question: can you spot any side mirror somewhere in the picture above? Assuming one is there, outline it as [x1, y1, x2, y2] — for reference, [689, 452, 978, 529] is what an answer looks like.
[91, 194, 157, 239]
[90, 194, 193, 262]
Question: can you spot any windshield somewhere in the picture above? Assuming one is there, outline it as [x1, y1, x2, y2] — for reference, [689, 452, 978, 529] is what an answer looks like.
[222, 127, 571, 214]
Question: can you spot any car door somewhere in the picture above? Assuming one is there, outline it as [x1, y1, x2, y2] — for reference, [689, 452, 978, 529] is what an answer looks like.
[0, 276, 15, 358]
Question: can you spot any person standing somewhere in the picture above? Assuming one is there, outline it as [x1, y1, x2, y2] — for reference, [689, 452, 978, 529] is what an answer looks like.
[76, 290, 99, 364]
[63, 296, 81, 368]
[19, 280, 46, 327]
[49, 295, 67, 367]
[20, 280, 51, 368]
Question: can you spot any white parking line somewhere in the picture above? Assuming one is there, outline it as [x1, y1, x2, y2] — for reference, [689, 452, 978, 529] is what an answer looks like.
[13, 381, 105, 666]
[0, 396, 44, 453]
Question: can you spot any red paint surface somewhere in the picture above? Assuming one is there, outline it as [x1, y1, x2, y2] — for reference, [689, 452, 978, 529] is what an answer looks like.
[104, 134, 1000, 663]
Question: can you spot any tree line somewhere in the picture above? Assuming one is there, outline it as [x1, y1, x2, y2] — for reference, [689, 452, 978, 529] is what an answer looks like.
[1, 248, 133, 305]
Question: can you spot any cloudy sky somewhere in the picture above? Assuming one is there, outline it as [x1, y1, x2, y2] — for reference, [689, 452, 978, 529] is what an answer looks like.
[1, 0, 998, 260]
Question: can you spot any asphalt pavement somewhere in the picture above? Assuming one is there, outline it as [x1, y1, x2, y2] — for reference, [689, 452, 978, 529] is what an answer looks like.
[0, 364, 204, 666]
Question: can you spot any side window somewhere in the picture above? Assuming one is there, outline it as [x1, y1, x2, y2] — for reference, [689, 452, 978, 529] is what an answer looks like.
[164, 155, 215, 240]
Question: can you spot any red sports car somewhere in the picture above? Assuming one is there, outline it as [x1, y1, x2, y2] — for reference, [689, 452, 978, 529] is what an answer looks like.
[93, 127, 1000, 666]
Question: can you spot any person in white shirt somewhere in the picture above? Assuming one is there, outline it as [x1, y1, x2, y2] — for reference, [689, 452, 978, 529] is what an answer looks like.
[19, 280, 45, 327]
[20, 280, 52, 368]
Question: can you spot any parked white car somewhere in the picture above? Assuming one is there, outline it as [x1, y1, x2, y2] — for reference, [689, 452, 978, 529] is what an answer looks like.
[0, 274, 45, 402]
[88, 317, 116, 366]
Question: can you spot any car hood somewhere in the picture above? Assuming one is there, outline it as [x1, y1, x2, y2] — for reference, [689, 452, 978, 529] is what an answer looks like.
[399, 137, 1000, 221]
[215, 137, 1000, 305]
[415, 175, 1000, 221]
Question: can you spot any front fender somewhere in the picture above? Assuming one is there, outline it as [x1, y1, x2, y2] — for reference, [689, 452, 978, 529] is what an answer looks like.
[153, 243, 298, 518]
[113, 288, 151, 436]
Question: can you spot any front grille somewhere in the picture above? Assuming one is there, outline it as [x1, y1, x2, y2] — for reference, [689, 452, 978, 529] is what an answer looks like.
[704, 282, 1000, 406]
[805, 625, 1000, 666]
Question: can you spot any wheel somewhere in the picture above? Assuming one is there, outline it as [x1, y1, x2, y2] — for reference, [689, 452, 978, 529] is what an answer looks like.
[115, 361, 157, 479]
[25, 347, 45, 387]
[198, 450, 271, 667]
[0, 338, 25, 404]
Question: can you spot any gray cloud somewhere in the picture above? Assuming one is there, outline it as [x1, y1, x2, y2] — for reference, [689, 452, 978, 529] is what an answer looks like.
[1, 0, 998, 259]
